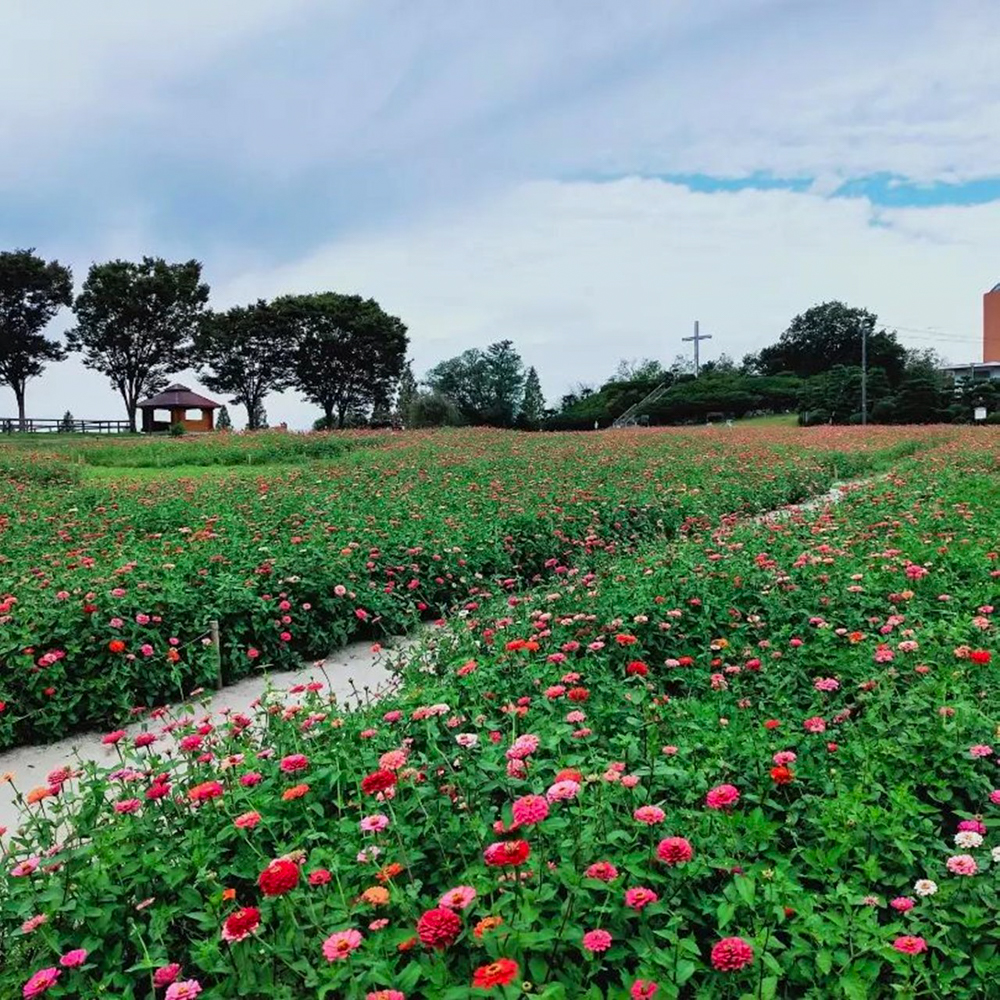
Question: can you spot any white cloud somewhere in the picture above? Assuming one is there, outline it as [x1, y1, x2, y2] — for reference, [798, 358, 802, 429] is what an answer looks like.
[18, 178, 994, 428]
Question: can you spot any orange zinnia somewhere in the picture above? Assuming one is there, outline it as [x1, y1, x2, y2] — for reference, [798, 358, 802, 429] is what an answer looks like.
[376, 862, 404, 884]
[282, 783, 309, 801]
[359, 886, 390, 906]
[26, 786, 53, 805]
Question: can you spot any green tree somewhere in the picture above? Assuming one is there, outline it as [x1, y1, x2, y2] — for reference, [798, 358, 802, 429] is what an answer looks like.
[613, 357, 664, 382]
[0, 249, 73, 428]
[216, 405, 232, 431]
[251, 399, 268, 430]
[425, 339, 525, 426]
[759, 301, 906, 383]
[67, 257, 208, 431]
[194, 300, 297, 430]
[518, 366, 545, 429]
[395, 360, 418, 426]
[408, 391, 464, 428]
[59, 410, 75, 433]
[277, 293, 408, 429]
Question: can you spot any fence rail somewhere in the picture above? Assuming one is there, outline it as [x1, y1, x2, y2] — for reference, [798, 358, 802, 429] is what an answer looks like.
[1, 418, 132, 434]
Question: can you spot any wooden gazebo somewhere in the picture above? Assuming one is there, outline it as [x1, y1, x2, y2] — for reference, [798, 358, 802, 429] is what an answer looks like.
[137, 384, 221, 433]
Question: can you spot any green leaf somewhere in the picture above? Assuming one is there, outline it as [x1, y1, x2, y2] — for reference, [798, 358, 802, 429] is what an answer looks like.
[817, 950, 833, 976]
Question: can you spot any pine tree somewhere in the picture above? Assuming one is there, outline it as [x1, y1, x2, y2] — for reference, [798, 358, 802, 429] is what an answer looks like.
[59, 410, 75, 433]
[216, 405, 232, 431]
[520, 366, 545, 429]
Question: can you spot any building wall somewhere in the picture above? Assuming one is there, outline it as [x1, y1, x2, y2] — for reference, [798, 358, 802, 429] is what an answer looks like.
[984, 290, 1000, 362]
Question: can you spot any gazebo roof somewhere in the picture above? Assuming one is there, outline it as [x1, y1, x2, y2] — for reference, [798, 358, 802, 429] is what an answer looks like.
[137, 383, 220, 410]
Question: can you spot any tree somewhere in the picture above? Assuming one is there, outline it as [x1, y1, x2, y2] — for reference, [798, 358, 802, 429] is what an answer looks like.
[613, 357, 664, 382]
[758, 302, 906, 383]
[424, 340, 525, 426]
[518, 366, 545, 429]
[276, 293, 407, 429]
[0, 249, 73, 428]
[216, 405, 232, 431]
[408, 391, 464, 428]
[194, 300, 297, 430]
[395, 361, 418, 426]
[59, 410, 75, 433]
[67, 257, 208, 431]
[251, 400, 268, 430]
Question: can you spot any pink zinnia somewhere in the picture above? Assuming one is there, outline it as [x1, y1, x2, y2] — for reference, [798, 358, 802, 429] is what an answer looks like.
[585, 861, 619, 883]
[705, 784, 740, 810]
[711, 936, 755, 971]
[165, 982, 202, 1000]
[59, 949, 87, 968]
[631, 981, 659, 1000]
[153, 964, 181, 987]
[656, 837, 694, 865]
[114, 798, 142, 814]
[890, 897, 915, 912]
[322, 928, 363, 961]
[360, 813, 390, 833]
[22, 968, 60, 997]
[582, 929, 613, 953]
[512, 794, 550, 826]
[892, 935, 927, 955]
[633, 805, 666, 825]
[624, 886, 659, 910]
[546, 779, 581, 802]
[280, 753, 309, 773]
[439, 885, 477, 910]
[946, 854, 978, 876]
[367, 992, 406, 1000]
[802, 716, 826, 734]
[234, 811, 261, 830]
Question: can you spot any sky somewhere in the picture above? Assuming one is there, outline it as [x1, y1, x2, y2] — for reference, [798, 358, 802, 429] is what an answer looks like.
[3, 0, 1000, 428]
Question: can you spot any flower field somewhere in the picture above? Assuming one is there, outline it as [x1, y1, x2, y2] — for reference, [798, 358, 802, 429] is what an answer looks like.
[0, 426, 997, 998]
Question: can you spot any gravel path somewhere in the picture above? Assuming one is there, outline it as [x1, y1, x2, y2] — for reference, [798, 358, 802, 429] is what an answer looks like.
[0, 638, 403, 836]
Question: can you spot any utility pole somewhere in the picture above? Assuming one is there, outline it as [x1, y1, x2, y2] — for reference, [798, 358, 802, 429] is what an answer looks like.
[682, 320, 712, 377]
[860, 323, 868, 425]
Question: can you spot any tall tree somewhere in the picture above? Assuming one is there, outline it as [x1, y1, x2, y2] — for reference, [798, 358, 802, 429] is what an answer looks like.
[277, 293, 408, 429]
[758, 302, 906, 383]
[0, 249, 73, 428]
[613, 357, 664, 382]
[216, 405, 232, 431]
[67, 258, 208, 431]
[425, 339, 525, 426]
[395, 360, 418, 426]
[194, 300, 298, 430]
[519, 366, 545, 429]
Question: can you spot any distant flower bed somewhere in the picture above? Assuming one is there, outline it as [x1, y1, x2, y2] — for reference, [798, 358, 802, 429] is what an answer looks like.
[0, 429, 996, 998]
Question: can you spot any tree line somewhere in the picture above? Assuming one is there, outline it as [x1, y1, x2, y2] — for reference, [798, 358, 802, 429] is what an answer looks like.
[1, 248, 989, 432]
[0, 250, 408, 431]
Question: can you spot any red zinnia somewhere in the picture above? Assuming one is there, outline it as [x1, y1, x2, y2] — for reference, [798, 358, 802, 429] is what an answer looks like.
[188, 780, 224, 803]
[970, 650, 991, 665]
[483, 840, 531, 867]
[626, 661, 649, 676]
[258, 858, 300, 896]
[472, 957, 519, 988]
[361, 769, 397, 796]
[711, 936, 755, 971]
[222, 906, 261, 943]
[416, 907, 462, 949]
[656, 837, 694, 865]
[567, 687, 590, 702]
[108, 639, 126, 654]
[770, 766, 794, 785]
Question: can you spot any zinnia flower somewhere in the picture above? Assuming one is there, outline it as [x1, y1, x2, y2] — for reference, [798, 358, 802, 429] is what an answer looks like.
[361, 769, 397, 796]
[705, 784, 740, 810]
[631, 981, 659, 1000]
[221, 907, 261, 943]
[511, 794, 549, 825]
[165, 982, 202, 1000]
[59, 949, 87, 968]
[471, 958, 519, 988]
[946, 854, 978, 876]
[153, 964, 181, 988]
[439, 885, 477, 910]
[22, 968, 60, 997]
[657, 837, 693, 865]
[711, 936, 755, 972]
[585, 861, 619, 882]
[322, 929, 363, 961]
[913, 879, 938, 897]
[582, 929, 613, 953]
[633, 805, 666, 825]
[624, 887, 659, 910]
[258, 858, 300, 896]
[483, 840, 531, 867]
[892, 936, 927, 955]
[360, 813, 390, 833]
[279, 753, 309, 773]
[416, 907, 462, 949]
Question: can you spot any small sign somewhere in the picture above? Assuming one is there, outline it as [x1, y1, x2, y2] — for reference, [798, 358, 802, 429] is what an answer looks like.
[974, 406, 987, 421]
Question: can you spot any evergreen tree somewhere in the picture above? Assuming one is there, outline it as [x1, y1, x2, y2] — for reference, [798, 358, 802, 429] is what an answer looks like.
[519, 366, 545, 429]
[216, 405, 232, 431]
[396, 361, 418, 425]
[59, 410, 75, 433]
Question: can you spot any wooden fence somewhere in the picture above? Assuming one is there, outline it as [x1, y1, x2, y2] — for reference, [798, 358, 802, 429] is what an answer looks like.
[0, 418, 132, 434]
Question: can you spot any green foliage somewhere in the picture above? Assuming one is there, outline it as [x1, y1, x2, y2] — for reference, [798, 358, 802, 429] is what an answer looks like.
[67, 257, 209, 431]
[194, 300, 298, 430]
[518, 365, 545, 429]
[425, 339, 525, 426]
[168, 421, 186, 436]
[276, 292, 408, 429]
[758, 301, 906, 383]
[0, 248, 73, 423]
[407, 390, 465, 427]
[215, 405, 232, 431]
[58, 410, 75, 433]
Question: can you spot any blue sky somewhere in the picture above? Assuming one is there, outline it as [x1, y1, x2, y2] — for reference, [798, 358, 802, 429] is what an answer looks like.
[2, 0, 999, 426]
